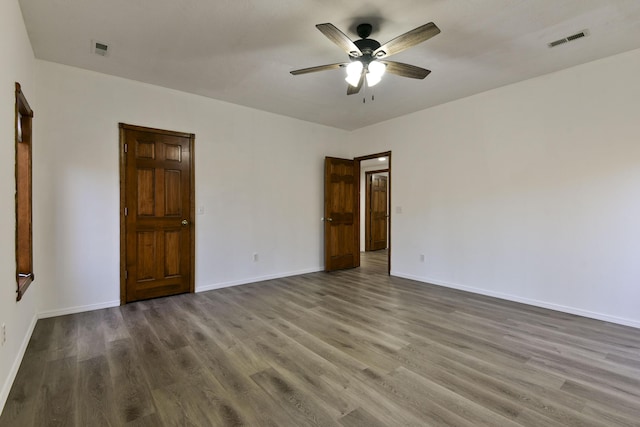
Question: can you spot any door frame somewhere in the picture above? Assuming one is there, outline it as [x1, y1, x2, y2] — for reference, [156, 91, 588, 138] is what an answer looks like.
[364, 169, 389, 252]
[119, 123, 196, 305]
[355, 151, 391, 274]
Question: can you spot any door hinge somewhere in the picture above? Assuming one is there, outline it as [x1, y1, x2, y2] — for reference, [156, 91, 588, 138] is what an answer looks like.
[124, 143, 128, 153]
[124, 270, 128, 279]
[124, 207, 128, 216]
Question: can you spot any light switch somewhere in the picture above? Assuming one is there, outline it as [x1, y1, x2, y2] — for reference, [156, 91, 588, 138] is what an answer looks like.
[396, 206, 403, 214]
[197, 206, 205, 215]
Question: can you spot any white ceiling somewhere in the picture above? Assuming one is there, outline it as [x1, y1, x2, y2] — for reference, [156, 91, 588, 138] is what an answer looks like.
[18, 0, 640, 130]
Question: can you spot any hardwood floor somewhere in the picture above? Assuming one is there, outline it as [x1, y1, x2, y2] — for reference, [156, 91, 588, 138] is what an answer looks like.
[2, 250, 640, 426]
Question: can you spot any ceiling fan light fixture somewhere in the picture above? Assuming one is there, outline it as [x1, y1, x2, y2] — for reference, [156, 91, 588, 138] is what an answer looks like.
[369, 60, 386, 77]
[345, 73, 361, 87]
[366, 73, 382, 87]
[345, 61, 363, 87]
[366, 61, 386, 87]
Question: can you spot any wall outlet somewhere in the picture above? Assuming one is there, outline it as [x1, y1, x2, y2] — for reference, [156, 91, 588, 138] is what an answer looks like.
[420, 254, 425, 262]
[253, 253, 259, 262]
[1, 323, 6, 346]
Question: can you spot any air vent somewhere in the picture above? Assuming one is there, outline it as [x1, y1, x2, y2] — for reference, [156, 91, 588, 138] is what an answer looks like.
[92, 40, 109, 56]
[548, 30, 589, 48]
[567, 32, 586, 41]
[548, 39, 568, 48]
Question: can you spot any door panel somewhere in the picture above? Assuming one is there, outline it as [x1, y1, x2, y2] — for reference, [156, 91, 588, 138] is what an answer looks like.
[137, 169, 155, 215]
[165, 170, 182, 215]
[365, 172, 388, 251]
[324, 157, 359, 271]
[371, 175, 388, 250]
[136, 231, 156, 280]
[164, 230, 181, 276]
[121, 124, 194, 303]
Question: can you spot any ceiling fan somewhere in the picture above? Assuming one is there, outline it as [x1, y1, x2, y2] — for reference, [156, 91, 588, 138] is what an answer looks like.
[290, 22, 440, 95]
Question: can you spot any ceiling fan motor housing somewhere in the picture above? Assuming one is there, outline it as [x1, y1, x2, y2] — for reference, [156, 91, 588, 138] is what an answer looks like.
[353, 38, 381, 58]
[352, 23, 381, 60]
[356, 23, 373, 38]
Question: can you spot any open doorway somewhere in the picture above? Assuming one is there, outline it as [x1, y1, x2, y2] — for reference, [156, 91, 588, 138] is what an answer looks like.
[364, 169, 388, 251]
[356, 152, 391, 274]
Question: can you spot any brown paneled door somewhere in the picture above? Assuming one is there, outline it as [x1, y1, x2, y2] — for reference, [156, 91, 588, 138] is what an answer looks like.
[324, 157, 359, 271]
[366, 173, 388, 251]
[120, 124, 195, 303]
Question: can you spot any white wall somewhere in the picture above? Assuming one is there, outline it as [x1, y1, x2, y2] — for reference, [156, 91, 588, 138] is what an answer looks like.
[33, 60, 350, 317]
[349, 47, 640, 328]
[0, 0, 39, 411]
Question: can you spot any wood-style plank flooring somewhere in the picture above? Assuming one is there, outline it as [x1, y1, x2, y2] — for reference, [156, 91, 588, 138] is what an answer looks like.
[2, 250, 640, 426]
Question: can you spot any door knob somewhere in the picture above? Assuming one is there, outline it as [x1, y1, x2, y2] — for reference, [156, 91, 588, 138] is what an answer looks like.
[181, 219, 189, 226]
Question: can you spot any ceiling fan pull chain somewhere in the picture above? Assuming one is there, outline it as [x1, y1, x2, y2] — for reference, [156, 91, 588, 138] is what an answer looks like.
[362, 94, 375, 104]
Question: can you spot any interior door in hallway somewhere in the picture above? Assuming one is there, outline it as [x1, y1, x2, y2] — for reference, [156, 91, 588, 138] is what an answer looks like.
[324, 157, 359, 271]
[120, 124, 195, 303]
[366, 172, 388, 251]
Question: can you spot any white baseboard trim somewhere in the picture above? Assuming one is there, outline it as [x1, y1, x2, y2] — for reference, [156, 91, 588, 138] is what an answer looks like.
[391, 271, 640, 330]
[0, 313, 38, 413]
[196, 267, 323, 293]
[38, 300, 121, 319]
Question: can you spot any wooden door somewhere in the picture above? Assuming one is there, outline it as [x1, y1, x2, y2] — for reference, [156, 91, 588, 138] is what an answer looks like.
[120, 124, 195, 303]
[324, 157, 359, 271]
[366, 172, 388, 251]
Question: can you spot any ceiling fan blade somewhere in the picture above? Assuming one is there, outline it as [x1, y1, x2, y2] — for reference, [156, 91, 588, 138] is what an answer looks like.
[347, 71, 365, 95]
[373, 22, 440, 59]
[290, 63, 347, 75]
[316, 23, 362, 57]
[381, 61, 431, 79]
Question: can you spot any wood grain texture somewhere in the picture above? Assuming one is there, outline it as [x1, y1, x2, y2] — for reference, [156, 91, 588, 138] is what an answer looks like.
[15, 82, 35, 300]
[2, 250, 640, 426]
[120, 123, 195, 303]
[325, 157, 359, 271]
[365, 172, 388, 251]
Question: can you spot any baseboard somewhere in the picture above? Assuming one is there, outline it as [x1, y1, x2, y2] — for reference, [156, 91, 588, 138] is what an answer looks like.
[196, 267, 323, 293]
[38, 300, 121, 319]
[0, 313, 38, 413]
[38, 269, 325, 316]
[391, 271, 640, 330]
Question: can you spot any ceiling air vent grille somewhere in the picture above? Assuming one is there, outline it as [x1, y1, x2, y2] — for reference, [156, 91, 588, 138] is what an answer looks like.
[92, 40, 109, 56]
[548, 30, 589, 48]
